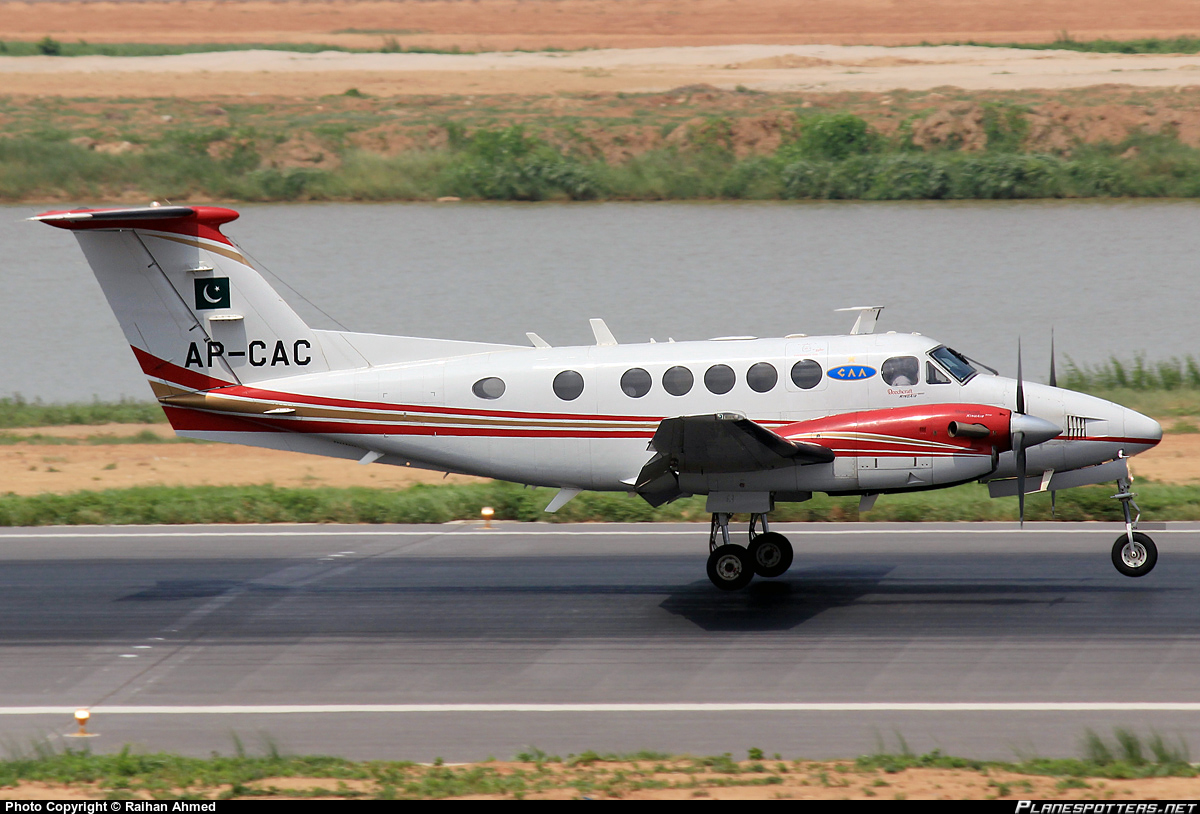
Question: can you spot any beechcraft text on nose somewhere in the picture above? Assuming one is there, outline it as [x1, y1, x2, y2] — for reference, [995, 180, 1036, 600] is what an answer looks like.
[185, 340, 312, 368]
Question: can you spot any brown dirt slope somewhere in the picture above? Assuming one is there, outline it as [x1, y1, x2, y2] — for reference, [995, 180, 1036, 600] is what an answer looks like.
[4, 0, 1200, 51]
[3, 762, 1200, 800]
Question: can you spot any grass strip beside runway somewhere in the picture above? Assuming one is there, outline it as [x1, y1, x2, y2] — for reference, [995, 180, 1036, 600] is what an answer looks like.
[0, 733, 1194, 800]
[0, 480, 1197, 525]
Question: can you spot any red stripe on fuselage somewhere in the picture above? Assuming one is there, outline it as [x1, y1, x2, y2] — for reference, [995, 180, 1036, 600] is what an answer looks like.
[132, 347, 233, 391]
[162, 406, 285, 434]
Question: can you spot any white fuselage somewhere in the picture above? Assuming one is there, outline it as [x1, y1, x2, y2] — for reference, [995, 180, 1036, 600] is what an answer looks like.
[182, 331, 1161, 497]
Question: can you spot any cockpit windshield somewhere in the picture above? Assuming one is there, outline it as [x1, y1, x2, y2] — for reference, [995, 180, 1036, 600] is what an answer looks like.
[929, 346, 978, 383]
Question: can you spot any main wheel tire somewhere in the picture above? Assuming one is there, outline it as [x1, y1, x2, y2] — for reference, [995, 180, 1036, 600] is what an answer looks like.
[1112, 532, 1158, 578]
[707, 544, 754, 591]
[748, 532, 794, 578]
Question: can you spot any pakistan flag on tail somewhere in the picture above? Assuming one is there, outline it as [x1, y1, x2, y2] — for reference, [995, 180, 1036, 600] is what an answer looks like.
[194, 277, 230, 310]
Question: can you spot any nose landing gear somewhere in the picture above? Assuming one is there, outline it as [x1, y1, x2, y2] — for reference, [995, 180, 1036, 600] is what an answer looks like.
[1112, 475, 1157, 577]
[705, 512, 794, 590]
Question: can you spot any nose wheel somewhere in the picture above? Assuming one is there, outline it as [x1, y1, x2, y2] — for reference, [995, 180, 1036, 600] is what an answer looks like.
[1111, 474, 1157, 577]
[1112, 532, 1157, 577]
[705, 512, 794, 589]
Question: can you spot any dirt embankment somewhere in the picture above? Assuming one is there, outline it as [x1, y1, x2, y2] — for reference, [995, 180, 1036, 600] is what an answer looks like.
[5, 0, 1200, 50]
[30, 84, 1200, 176]
[4, 762, 1200, 800]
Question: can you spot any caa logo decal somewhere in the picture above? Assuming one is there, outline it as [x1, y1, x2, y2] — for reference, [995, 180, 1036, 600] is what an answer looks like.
[828, 365, 877, 381]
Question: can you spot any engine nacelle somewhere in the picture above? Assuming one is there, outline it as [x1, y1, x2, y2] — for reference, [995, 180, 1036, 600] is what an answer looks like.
[779, 403, 1011, 492]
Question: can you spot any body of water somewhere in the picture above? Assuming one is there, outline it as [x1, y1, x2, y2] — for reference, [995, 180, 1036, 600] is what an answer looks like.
[3, 200, 1196, 402]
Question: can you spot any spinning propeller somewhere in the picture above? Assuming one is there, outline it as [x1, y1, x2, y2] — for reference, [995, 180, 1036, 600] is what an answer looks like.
[1010, 338, 1063, 527]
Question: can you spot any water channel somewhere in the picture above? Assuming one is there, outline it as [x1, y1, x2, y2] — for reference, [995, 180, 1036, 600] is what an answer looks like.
[2, 200, 1196, 402]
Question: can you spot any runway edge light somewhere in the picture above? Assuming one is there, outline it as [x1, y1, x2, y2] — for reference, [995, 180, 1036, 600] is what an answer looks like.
[65, 708, 98, 738]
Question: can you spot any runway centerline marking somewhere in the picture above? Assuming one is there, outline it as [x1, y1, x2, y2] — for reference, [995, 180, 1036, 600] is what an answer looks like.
[6, 703, 1200, 715]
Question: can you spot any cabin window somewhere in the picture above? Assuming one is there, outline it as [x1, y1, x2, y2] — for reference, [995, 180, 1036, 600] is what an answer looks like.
[882, 356, 919, 386]
[621, 368, 652, 398]
[663, 365, 694, 396]
[746, 362, 778, 393]
[553, 370, 585, 401]
[927, 361, 951, 385]
[790, 359, 822, 390]
[472, 377, 505, 400]
[704, 364, 735, 395]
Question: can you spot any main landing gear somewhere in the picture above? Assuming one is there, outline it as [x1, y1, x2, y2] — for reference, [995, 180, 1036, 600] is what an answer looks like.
[1111, 475, 1157, 578]
[705, 512, 794, 591]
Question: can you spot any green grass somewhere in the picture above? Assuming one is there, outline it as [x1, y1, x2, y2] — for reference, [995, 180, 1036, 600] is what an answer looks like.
[0, 38, 587, 58]
[0, 728, 1193, 800]
[0, 39, 473, 57]
[0, 397, 166, 428]
[13, 112, 1200, 201]
[971, 34, 1200, 55]
[0, 430, 201, 445]
[0, 479, 1194, 526]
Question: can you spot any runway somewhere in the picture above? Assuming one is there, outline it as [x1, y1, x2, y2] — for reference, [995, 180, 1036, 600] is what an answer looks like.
[2, 521, 1199, 762]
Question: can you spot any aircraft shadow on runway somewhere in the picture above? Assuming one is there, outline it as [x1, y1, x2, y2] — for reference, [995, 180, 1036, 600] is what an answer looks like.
[658, 565, 1173, 631]
[95, 557, 1179, 639]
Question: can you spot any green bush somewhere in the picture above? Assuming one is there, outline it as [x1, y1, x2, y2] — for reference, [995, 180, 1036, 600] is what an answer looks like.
[439, 126, 602, 201]
[786, 114, 879, 161]
[35, 36, 61, 56]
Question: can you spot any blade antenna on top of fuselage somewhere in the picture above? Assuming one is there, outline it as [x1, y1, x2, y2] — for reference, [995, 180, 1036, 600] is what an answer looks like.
[1049, 327, 1058, 388]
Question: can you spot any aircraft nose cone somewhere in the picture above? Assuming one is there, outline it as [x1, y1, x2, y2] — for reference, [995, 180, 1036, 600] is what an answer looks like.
[1124, 409, 1162, 449]
[1011, 413, 1062, 447]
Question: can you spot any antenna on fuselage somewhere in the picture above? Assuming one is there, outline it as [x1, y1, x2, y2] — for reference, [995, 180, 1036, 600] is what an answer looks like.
[590, 318, 618, 346]
[835, 305, 884, 335]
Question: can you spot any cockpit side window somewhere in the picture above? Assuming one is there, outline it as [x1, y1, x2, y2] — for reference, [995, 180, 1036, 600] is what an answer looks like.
[928, 346, 978, 383]
[926, 361, 951, 385]
[881, 356, 919, 386]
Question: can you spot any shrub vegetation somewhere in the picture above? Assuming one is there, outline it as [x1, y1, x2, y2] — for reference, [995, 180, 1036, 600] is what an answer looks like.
[10, 104, 1200, 201]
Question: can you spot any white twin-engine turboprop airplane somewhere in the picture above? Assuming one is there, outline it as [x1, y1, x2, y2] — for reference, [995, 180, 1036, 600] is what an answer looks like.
[35, 204, 1165, 590]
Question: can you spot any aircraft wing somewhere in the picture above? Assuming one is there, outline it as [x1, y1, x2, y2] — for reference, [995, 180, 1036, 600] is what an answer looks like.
[649, 413, 834, 474]
[634, 413, 833, 507]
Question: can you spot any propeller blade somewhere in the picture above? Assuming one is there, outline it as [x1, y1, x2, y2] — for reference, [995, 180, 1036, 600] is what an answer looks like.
[1015, 430, 1026, 528]
[1016, 338, 1025, 415]
[1049, 328, 1057, 388]
[1051, 490, 1057, 519]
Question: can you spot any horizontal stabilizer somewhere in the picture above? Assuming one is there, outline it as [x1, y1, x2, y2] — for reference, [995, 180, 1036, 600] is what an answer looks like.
[31, 206, 200, 223]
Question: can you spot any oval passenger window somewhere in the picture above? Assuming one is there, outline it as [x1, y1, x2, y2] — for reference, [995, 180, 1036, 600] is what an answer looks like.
[704, 364, 735, 395]
[790, 359, 822, 389]
[621, 368, 652, 398]
[472, 377, 505, 400]
[662, 366, 694, 396]
[746, 362, 778, 393]
[553, 370, 585, 401]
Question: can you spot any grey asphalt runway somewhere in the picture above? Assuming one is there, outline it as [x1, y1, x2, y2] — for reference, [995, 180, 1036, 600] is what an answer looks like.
[2, 521, 1199, 762]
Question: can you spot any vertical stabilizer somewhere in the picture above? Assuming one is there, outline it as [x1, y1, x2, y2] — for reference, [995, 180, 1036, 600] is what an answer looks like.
[34, 206, 349, 395]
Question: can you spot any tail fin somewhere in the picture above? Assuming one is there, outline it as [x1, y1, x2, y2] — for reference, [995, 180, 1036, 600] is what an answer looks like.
[34, 205, 349, 396]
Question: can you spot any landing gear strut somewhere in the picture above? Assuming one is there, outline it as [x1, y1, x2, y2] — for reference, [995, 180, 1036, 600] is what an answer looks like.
[1111, 475, 1157, 577]
[705, 512, 794, 590]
